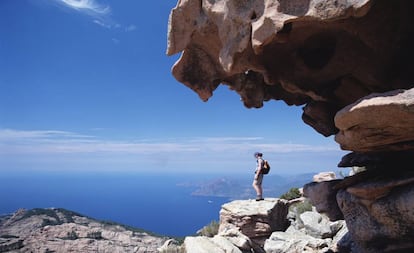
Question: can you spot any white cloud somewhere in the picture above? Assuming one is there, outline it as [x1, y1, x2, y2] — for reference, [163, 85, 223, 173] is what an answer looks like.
[51, 0, 115, 29]
[125, 25, 136, 32]
[0, 128, 347, 174]
[50, 1, 137, 32]
[58, 0, 110, 15]
[93, 19, 112, 29]
[0, 129, 92, 141]
[0, 129, 339, 156]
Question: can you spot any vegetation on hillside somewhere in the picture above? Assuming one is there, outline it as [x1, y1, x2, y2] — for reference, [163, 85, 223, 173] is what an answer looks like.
[197, 220, 219, 237]
[279, 187, 301, 200]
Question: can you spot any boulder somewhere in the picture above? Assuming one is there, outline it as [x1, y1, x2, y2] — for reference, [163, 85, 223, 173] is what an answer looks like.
[335, 89, 414, 152]
[336, 177, 414, 252]
[313, 171, 336, 182]
[219, 198, 289, 242]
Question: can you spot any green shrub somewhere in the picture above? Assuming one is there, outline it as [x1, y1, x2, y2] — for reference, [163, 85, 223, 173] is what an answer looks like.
[158, 239, 185, 253]
[0, 235, 19, 239]
[87, 231, 103, 240]
[62, 231, 78, 240]
[280, 187, 301, 200]
[41, 218, 59, 227]
[21, 208, 75, 226]
[289, 199, 313, 215]
[22, 209, 61, 224]
[197, 220, 219, 237]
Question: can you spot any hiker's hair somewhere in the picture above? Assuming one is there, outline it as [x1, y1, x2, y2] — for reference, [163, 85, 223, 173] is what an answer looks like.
[254, 152, 263, 157]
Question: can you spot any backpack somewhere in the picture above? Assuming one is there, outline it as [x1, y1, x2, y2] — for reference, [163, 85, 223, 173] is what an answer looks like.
[262, 160, 270, 174]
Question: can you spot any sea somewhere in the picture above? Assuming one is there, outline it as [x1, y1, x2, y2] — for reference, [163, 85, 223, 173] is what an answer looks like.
[0, 171, 231, 237]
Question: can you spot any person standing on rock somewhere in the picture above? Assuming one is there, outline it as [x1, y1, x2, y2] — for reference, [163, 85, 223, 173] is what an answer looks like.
[252, 152, 265, 201]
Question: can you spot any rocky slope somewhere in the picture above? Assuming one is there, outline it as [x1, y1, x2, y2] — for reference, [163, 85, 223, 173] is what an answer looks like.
[160, 173, 350, 253]
[0, 208, 169, 253]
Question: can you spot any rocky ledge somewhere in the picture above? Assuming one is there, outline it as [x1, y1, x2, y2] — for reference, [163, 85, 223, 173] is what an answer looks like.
[160, 187, 350, 253]
[0, 208, 169, 253]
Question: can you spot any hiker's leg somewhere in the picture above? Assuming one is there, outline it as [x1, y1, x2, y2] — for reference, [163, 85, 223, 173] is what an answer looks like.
[252, 180, 260, 195]
[253, 175, 263, 199]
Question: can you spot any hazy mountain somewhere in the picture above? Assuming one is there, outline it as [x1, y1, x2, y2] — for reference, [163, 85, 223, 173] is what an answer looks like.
[178, 173, 316, 200]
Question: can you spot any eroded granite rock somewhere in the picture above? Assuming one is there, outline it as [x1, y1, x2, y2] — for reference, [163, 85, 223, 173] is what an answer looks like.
[166, 0, 414, 251]
[0, 208, 168, 253]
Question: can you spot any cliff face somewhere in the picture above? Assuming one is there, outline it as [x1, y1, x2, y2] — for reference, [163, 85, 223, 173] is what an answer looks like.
[0, 208, 168, 253]
[166, 0, 414, 252]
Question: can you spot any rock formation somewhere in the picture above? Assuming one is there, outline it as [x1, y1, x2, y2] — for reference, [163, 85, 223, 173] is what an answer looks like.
[0, 208, 168, 253]
[160, 196, 349, 253]
[219, 199, 290, 251]
[166, 0, 414, 252]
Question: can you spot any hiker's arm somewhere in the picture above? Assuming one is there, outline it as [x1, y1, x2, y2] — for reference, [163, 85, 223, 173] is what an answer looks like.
[255, 160, 263, 178]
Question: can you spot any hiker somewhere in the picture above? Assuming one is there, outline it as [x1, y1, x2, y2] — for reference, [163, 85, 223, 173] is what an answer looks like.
[252, 152, 264, 201]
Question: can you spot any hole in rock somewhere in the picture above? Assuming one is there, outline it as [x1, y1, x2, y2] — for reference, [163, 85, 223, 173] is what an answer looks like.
[298, 33, 337, 69]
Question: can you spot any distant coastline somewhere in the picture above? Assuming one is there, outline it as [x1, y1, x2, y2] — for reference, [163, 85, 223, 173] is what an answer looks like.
[0, 172, 229, 237]
[0, 171, 314, 236]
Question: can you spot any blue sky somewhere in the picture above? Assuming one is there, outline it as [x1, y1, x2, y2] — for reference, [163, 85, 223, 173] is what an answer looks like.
[0, 0, 349, 175]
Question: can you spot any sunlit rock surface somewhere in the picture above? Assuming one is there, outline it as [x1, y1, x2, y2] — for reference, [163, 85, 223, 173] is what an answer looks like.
[0, 208, 168, 253]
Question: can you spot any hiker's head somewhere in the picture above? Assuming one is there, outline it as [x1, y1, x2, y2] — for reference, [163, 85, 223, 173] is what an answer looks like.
[254, 152, 263, 158]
